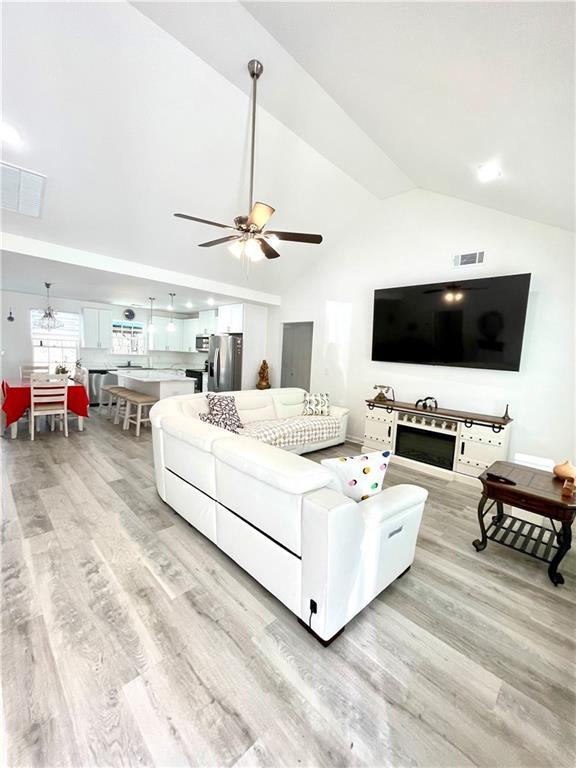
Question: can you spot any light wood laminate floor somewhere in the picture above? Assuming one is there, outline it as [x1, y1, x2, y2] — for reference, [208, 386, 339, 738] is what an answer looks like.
[2, 413, 575, 767]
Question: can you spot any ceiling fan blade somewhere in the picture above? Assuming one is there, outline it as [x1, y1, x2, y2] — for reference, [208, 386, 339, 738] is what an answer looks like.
[247, 202, 275, 230]
[198, 235, 241, 248]
[174, 213, 233, 229]
[259, 238, 281, 260]
[265, 230, 323, 244]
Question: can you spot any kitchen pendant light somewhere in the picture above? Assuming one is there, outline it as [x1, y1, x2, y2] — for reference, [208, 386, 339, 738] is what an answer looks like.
[167, 293, 176, 332]
[37, 282, 63, 331]
[147, 297, 156, 334]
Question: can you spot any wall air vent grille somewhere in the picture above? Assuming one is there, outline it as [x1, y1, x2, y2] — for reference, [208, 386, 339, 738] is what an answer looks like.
[0, 162, 46, 217]
[452, 251, 485, 267]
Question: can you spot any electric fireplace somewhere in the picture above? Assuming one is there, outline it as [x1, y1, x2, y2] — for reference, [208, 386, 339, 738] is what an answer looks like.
[395, 424, 456, 470]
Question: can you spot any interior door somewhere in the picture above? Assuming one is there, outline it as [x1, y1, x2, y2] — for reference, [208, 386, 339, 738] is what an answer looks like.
[280, 322, 313, 390]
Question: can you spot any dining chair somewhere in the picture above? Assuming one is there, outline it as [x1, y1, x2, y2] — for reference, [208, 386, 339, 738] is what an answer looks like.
[20, 364, 50, 380]
[29, 374, 69, 440]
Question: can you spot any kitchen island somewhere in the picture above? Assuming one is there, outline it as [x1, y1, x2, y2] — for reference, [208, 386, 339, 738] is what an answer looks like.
[113, 370, 197, 400]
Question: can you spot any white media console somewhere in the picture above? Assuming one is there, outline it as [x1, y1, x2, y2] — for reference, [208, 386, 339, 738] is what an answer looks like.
[362, 398, 511, 480]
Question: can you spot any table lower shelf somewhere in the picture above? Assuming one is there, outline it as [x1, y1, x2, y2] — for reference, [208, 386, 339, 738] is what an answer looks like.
[485, 513, 558, 563]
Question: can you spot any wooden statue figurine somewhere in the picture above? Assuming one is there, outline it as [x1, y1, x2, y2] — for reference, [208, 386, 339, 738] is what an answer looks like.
[256, 360, 271, 390]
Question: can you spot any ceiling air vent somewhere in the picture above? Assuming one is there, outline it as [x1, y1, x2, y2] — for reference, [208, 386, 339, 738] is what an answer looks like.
[452, 251, 485, 268]
[1, 162, 46, 217]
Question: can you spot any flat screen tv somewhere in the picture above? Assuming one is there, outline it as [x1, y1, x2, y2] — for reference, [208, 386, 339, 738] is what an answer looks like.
[372, 273, 531, 371]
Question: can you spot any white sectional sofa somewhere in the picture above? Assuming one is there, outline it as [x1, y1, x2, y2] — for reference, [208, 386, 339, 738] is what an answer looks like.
[150, 387, 428, 644]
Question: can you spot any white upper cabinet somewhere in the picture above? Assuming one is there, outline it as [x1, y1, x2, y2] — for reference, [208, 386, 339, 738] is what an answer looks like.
[216, 304, 244, 333]
[81, 308, 112, 349]
[181, 318, 199, 352]
[149, 316, 183, 352]
[197, 310, 217, 335]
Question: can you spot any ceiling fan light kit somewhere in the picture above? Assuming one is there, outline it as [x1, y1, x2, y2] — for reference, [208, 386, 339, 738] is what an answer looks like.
[174, 59, 323, 274]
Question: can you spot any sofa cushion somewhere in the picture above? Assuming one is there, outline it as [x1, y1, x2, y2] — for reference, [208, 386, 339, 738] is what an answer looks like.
[322, 450, 392, 502]
[233, 391, 276, 423]
[303, 392, 331, 416]
[213, 435, 332, 495]
[270, 388, 307, 419]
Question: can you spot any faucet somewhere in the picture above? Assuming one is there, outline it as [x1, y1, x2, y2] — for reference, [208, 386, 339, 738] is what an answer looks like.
[127, 360, 131, 367]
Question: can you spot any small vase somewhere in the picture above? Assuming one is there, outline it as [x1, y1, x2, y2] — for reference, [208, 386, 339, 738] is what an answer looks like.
[553, 460, 576, 480]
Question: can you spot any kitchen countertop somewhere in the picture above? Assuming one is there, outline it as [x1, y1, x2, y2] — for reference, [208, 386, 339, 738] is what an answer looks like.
[111, 369, 191, 383]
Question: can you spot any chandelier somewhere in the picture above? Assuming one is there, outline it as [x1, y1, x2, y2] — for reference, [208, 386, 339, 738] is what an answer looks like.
[37, 282, 63, 331]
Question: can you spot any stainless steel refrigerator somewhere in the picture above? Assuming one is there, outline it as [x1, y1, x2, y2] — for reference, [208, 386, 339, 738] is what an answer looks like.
[207, 334, 243, 392]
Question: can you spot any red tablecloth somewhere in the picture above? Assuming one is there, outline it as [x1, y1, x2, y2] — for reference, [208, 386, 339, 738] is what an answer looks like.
[2, 379, 90, 427]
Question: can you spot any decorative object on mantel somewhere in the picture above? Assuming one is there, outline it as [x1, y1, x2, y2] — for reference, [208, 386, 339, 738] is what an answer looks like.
[415, 396, 438, 410]
[553, 460, 576, 480]
[373, 385, 395, 404]
[6, 308, 14, 322]
[36, 282, 63, 331]
[256, 360, 271, 390]
[173, 59, 323, 273]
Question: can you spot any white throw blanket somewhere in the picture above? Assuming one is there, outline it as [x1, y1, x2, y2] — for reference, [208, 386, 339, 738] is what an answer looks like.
[240, 415, 341, 449]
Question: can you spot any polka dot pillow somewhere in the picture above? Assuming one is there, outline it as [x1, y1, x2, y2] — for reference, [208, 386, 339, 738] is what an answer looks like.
[321, 451, 392, 502]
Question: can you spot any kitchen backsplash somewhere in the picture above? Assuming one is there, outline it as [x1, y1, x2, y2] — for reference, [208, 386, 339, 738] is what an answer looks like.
[80, 349, 207, 370]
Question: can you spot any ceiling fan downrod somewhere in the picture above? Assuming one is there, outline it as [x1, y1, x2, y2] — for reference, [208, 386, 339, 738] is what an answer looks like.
[247, 59, 263, 214]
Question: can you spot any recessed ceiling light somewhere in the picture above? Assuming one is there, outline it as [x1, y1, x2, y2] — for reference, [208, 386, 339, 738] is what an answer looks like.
[477, 161, 503, 183]
[185, 301, 194, 309]
[206, 297, 215, 305]
[0, 121, 23, 150]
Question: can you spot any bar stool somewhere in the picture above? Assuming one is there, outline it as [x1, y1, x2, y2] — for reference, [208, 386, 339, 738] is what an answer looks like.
[113, 388, 133, 425]
[122, 391, 158, 437]
[100, 384, 124, 418]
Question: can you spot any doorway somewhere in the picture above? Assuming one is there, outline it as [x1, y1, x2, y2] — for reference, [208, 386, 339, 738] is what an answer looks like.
[280, 322, 313, 390]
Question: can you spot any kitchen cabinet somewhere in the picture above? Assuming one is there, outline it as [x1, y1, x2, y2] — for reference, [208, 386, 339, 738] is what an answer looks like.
[216, 304, 243, 333]
[81, 308, 112, 349]
[148, 316, 183, 352]
[197, 310, 217, 335]
[181, 318, 199, 352]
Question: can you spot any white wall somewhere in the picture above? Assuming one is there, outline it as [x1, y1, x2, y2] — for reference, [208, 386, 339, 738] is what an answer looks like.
[0, 290, 207, 378]
[267, 189, 575, 460]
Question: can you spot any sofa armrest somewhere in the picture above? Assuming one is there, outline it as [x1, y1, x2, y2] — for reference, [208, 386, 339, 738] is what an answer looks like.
[301, 484, 427, 642]
[360, 484, 428, 524]
[330, 405, 349, 419]
[301, 488, 365, 641]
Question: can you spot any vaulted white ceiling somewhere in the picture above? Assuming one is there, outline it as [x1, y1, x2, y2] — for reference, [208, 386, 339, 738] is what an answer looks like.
[139, 0, 575, 230]
[1, 1, 573, 304]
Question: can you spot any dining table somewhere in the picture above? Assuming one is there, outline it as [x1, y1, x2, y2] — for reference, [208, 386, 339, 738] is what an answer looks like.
[2, 378, 90, 438]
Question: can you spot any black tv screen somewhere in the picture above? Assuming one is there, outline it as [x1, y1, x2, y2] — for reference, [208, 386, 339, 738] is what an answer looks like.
[372, 274, 531, 371]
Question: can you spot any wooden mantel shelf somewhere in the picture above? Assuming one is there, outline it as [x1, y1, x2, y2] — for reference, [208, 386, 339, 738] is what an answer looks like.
[365, 398, 512, 427]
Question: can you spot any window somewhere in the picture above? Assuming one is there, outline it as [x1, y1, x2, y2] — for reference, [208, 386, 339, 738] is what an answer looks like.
[31, 310, 80, 370]
[111, 321, 145, 355]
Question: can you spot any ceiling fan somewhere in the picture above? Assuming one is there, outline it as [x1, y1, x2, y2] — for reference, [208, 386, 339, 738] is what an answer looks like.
[174, 59, 323, 266]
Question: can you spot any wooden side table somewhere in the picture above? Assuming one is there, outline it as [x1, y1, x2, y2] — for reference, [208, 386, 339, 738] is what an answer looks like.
[473, 461, 576, 585]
